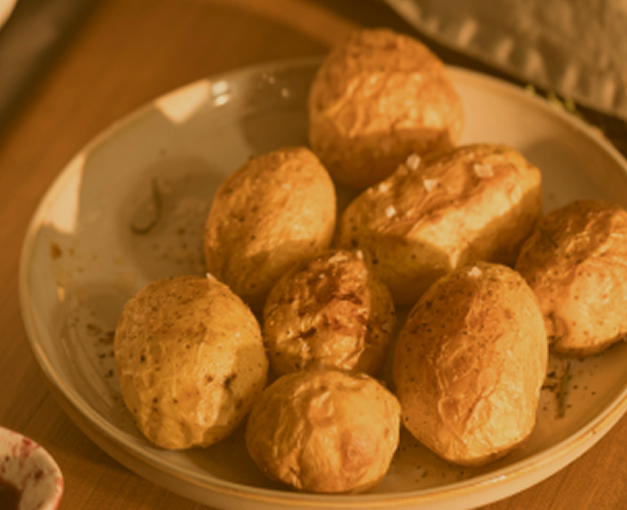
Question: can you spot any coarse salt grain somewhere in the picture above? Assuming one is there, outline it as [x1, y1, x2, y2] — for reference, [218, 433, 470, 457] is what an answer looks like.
[377, 181, 391, 193]
[206, 272, 217, 281]
[468, 266, 482, 278]
[385, 205, 396, 218]
[423, 178, 438, 192]
[473, 163, 493, 178]
[406, 153, 421, 170]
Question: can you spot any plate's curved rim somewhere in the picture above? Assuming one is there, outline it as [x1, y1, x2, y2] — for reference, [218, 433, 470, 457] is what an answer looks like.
[18, 56, 627, 508]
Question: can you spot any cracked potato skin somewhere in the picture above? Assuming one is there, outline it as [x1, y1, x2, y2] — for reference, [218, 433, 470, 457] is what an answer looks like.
[204, 147, 336, 311]
[262, 249, 396, 376]
[308, 28, 464, 189]
[515, 199, 627, 357]
[337, 144, 542, 306]
[392, 262, 547, 466]
[114, 275, 268, 450]
[245, 369, 401, 493]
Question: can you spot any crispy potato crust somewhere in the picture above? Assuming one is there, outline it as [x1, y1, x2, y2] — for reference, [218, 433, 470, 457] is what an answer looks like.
[515, 199, 627, 357]
[392, 262, 547, 466]
[114, 275, 268, 450]
[204, 147, 336, 311]
[337, 144, 542, 306]
[262, 249, 396, 376]
[308, 28, 464, 189]
[245, 370, 401, 493]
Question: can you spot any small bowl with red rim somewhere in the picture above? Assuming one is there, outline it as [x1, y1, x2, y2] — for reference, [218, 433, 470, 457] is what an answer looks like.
[0, 426, 63, 510]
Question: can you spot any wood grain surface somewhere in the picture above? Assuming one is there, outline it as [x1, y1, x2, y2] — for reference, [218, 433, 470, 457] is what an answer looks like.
[1, 1, 626, 509]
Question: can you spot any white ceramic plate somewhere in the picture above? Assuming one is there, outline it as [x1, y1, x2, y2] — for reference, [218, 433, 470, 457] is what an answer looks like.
[19, 57, 627, 510]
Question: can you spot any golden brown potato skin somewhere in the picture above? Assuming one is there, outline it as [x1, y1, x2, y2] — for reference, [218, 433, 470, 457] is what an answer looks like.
[204, 147, 336, 311]
[262, 249, 396, 376]
[114, 275, 268, 450]
[308, 28, 464, 189]
[245, 369, 400, 493]
[392, 262, 547, 466]
[337, 144, 542, 306]
[515, 200, 627, 357]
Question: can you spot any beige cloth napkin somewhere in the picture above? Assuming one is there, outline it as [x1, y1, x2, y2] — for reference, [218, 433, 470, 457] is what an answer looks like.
[384, 0, 627, 122]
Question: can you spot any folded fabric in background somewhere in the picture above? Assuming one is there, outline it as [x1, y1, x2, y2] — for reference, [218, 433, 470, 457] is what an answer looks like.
[384, 0, 627, 123]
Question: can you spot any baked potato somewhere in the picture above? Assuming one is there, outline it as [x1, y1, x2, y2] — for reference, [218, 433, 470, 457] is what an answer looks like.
[113, 274, 268, 450]
[204, 147, 336, 311]
[337, 143, 543, 306]
[515, 199, 627, 357]
[308, 27, 464, 189]
[245, 369, 401, 493]
[262, 249, 396, 376]
[392, 262, 547, 466]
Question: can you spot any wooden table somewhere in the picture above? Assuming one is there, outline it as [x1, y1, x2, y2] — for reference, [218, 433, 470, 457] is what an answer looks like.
[2, 1, 627, 509]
